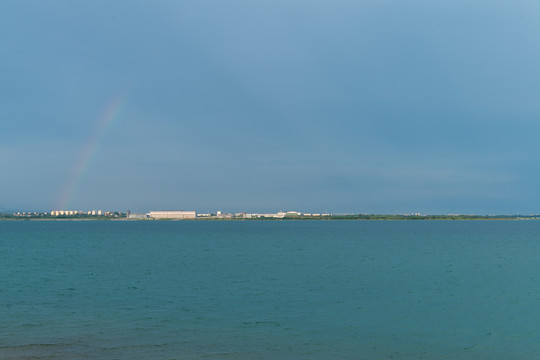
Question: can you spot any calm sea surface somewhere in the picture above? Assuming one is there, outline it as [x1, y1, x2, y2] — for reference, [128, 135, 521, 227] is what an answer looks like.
[1, 220, 540, 359]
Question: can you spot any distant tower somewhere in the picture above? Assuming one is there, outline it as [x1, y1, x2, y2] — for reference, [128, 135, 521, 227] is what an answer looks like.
[126, 210, 131, 218]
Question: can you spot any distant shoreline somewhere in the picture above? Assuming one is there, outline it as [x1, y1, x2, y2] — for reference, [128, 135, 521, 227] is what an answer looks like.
[1, 215, 539, 221]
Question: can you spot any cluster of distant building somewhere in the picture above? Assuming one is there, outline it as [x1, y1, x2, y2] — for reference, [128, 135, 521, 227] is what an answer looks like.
[12, 209, 334, 219]
[127, 210, 332, 219]
[14, 210, 123, 217]
[127, 210, 196, 219]
[50, 210, 108, 216]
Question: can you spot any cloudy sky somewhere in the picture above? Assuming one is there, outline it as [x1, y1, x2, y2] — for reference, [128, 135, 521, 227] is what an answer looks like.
[3, 0, 540, 214]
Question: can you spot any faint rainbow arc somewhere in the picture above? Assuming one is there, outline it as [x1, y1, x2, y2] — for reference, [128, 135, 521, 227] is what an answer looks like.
[56, 96, 126, 210]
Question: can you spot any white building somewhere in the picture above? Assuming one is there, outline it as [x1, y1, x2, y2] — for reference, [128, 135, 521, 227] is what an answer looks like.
[148, 210, 196, 219]
[285, 211, 302, 216]
[253, 213, 286, 218]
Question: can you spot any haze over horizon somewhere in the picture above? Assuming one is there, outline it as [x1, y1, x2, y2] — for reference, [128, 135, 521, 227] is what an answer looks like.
[3, 1, 540, 214]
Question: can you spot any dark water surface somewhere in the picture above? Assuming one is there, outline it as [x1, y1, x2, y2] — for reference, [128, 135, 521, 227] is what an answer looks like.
[2, 220, 540, 359]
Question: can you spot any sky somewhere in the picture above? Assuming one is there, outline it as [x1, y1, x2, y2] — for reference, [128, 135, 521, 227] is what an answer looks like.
[2, 0, 540, 214]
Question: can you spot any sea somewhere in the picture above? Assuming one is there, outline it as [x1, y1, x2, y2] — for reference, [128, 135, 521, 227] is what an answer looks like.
[2, 220, 540, 359]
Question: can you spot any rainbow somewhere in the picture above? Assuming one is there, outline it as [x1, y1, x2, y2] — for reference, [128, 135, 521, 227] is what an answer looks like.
[56, 95, 126, 210]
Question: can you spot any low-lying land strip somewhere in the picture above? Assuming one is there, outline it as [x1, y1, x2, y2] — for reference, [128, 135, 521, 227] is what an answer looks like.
[1, 213, 539, 220]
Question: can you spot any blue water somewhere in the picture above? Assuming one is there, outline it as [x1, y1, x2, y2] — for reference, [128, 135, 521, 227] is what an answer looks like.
[2, 220, 540, 359]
